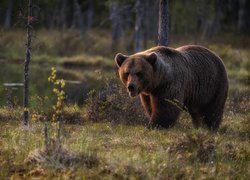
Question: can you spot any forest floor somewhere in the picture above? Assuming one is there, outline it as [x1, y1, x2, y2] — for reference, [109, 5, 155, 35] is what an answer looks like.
[0, 109, 249, 179]
[0, 29, 249, 179]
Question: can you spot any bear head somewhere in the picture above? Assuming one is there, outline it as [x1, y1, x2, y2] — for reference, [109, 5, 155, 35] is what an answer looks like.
[115, 52, 157, 97]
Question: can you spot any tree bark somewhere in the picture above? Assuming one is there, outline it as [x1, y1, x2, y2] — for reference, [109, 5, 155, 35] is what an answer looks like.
[23, 0, 33, 126]
[158, 0, 169, 46]
[134, 0, 143, 52]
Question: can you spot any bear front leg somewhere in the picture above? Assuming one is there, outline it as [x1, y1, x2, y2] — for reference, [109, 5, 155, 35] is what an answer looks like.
[148, 97, 181, 128]
[140, 94, 152, 117]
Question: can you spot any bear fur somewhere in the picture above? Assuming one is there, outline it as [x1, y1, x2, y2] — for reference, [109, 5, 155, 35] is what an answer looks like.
[115, 45, 228, 130]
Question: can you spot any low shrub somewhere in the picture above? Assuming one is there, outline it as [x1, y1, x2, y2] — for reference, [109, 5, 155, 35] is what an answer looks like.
[85, 77, 147, 125]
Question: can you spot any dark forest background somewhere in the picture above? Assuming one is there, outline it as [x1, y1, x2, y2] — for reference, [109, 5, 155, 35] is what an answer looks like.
[1, 0, 250, 52]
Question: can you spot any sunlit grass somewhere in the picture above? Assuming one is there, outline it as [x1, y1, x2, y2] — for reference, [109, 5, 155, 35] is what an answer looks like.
[0, 108, 249, 179]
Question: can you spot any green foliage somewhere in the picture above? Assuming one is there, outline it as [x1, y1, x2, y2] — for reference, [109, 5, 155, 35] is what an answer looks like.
[29, 67, 67, 158]
[48, 67, 65, 122]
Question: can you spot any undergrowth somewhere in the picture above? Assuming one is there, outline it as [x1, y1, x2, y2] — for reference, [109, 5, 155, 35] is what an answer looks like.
[85, 77, 147, 125]
[0, 113, 249, 179]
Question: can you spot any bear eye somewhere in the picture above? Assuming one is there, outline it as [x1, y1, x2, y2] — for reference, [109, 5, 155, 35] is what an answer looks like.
[136, 72, 143, 78]
[123, 72, 129, 79]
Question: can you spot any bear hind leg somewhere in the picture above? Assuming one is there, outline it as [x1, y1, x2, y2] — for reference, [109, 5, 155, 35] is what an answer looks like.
[201, 98, 226, 131]
[189, 109, 203, 128]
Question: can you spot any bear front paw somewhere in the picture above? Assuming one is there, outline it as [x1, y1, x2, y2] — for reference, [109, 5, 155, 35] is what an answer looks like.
[147, 122, 161, 130]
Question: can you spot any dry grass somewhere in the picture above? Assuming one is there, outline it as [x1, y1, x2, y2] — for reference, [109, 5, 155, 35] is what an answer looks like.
[85, 78, 147, 125]
[0, 110, 249, 179]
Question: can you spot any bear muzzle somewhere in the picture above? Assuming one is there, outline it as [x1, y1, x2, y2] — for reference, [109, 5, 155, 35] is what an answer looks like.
[127, 83, 139, 97]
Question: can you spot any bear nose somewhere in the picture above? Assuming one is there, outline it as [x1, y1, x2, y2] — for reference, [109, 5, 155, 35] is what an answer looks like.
[127, 84, 135, 92]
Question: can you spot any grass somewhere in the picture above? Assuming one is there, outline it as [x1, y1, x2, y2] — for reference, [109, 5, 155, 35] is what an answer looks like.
[0, 28, 113, 60]
[0, 29, 249, 178]
[0, 109, 249, 179]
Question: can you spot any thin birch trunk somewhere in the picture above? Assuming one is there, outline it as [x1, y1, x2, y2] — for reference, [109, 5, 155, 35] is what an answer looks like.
[44, 121, 49, 151]
[23, 0, 33, 126]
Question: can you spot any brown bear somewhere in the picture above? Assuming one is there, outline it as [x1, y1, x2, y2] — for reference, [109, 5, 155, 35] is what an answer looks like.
[115, 45, 228, 130]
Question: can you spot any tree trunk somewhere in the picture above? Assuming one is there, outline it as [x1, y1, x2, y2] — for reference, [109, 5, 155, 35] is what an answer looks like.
[143, 10, 148, 49]
[205, 0, 221, 38]
[50, 0, 59, 28]
[4, 0, 13, 28]
[212, 0, 222, 35]
[142, 0, 150, 49]
[23, 0, 33, 126]
[196, 0, 203, 34]
[151, 0, 159, 45]
[158, 0, 169, 46]
[44, 121, 49, 151]
[59, 0, 67, 29]
[87, 0, 94, 29]
[238, 0, 247, 32]
[109, 1, 122, 52]
[195, 0, 205, 42]
[134, 0, 143, 52]
[72, 0, 84, 31]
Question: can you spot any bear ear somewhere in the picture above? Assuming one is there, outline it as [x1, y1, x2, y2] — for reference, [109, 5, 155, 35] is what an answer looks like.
[146, 52, 157, 66]
[115, 53, 128, 67]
